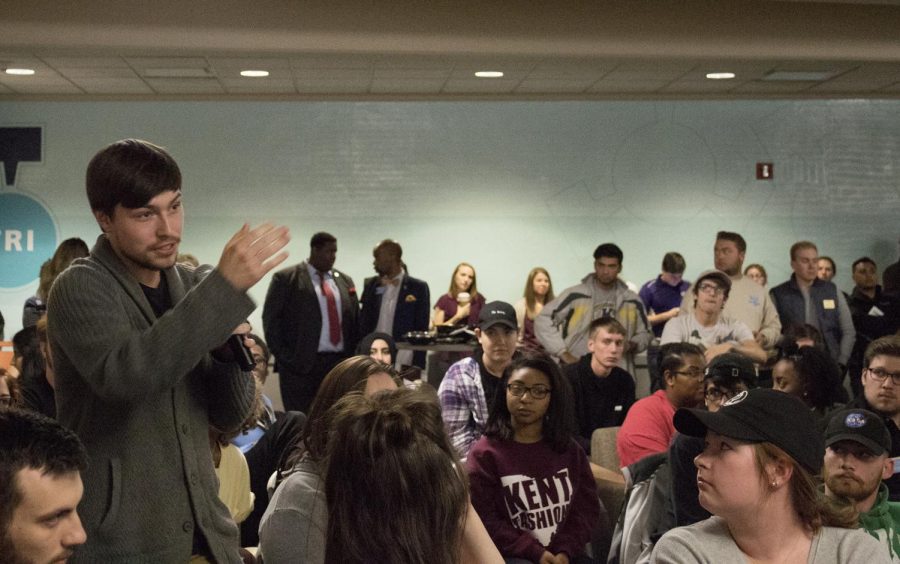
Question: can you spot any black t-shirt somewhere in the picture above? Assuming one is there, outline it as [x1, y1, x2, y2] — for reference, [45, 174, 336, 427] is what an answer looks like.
[140, 275, 172, 318]
[564, 353, 636, 454]
[477, 350, 504, 412]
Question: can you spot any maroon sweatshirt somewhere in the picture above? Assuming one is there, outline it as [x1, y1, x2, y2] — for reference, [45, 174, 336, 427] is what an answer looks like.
[467, 436, 599, 562]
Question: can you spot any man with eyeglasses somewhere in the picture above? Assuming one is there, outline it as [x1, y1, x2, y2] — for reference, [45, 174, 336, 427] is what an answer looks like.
[668, 353, 758, 527]
[771, 241, 856, 374]
[847, 335, 900, 501]
[661, 270, 766, 364]
[679, 231, 782, 352]
[617, 343, 706, 467]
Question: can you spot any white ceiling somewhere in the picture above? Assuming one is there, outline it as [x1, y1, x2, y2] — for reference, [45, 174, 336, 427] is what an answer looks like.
[2, 0, 900, 100]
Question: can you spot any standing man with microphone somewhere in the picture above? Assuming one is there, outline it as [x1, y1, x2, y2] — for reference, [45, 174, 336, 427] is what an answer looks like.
[48, 139, 290, 563]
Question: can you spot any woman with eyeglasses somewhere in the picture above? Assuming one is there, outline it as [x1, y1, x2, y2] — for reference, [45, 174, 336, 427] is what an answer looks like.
[661, 269, 767, 364]
[467, 354, 599, 564]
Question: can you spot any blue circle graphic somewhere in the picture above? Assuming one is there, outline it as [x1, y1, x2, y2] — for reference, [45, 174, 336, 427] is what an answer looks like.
[0, 193, 59, 288]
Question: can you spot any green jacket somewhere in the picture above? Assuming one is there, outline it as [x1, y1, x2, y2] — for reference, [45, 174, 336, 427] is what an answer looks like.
[859, 484, 900, 562]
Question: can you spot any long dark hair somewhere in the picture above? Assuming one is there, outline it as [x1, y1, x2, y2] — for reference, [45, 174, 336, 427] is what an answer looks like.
[324, 388, 467, 564]
[484, 353, 576, 452]
[281, 356, 399, 470]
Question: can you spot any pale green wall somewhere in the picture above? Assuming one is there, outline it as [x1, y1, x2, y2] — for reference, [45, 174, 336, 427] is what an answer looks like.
[1, 100, 898, 338]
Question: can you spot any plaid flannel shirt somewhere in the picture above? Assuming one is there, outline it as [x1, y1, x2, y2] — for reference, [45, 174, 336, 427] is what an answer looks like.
[438, 357, 488, 459]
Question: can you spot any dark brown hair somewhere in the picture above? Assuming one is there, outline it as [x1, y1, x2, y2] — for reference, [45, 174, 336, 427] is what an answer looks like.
[86, 139, 181, 216]
[865, 335, 900, 368]
[324, 388, 467, 564]
[282, 356, 399, 469]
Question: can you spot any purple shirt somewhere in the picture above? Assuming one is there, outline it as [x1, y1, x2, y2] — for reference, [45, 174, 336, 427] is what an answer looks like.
[435, 292, 485, 327]
[639, 275, 691, 337]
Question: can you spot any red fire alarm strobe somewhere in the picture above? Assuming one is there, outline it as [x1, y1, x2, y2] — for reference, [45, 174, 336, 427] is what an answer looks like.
[756, 163, 773, 180]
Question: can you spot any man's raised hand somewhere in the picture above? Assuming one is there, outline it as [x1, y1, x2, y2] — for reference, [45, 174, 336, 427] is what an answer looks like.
[218, 223, 290, 291]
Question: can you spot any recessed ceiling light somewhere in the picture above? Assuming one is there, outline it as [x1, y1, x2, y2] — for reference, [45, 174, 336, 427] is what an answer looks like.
[474, 71, 504, 78]
[5, 68, 35, 76]
[240, 70, 270, 78]
[706, 72, 735, 80]
[763, 70, 837, 82]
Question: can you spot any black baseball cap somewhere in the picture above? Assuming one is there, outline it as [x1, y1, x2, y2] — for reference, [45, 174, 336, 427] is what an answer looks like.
[674, 388, 824, 474]
[705, 353, 757, 388]
[824, 408, 891, 456]
[478, 301, 518, 331]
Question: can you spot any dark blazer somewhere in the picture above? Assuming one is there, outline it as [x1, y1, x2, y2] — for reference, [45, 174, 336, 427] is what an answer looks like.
[359, 273, 430, 365]
[262, 262, 359, 374]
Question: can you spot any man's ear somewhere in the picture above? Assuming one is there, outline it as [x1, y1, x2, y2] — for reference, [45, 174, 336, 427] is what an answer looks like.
[882, 456, 894, 481]
[93, 209, 112, 233]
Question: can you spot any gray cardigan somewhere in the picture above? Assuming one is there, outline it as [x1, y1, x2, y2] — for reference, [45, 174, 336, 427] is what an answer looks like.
[48, 235, 255, 563]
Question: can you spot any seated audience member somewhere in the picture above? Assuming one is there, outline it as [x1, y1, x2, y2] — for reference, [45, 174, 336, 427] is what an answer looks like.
[773, 339, 847, 426]
[640, 252, 690, 339]
[823, 408, 900, 560]
[210, 427, 254, 526]
[229, 335, 306, 548]
[680, 232, 782, 351]
[258, 356, 399, 564]
[848, 336, 900, 502]
[514, 267, 554, 354]
[848, 257, 900, 397]
[818, 256, 838, 283]
[438, 301, 519, 458]
[433, 262, 485, 328]
[743, 263, 768, 287]
[0, 308, 4, 339]
[770, 241, 856, 372]
[617, 343, 706, 467]
[14, 322, 56, 418]
[1, 368, 21, 408]
[468, 354, 599, 564]
[325, 387, 503, 564]
[0, 409, 88, 562]
[669, 353, 758, 527]
[356, 331, 397, 367]
[653, 388, 886, 563]
[564, 317, 635, 453]
[662, 269, 766, 364]
[22, 237, 90, 328]
[782, 322, 826, 350]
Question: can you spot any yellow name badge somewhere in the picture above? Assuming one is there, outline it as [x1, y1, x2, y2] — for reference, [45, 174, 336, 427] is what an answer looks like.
[823, 299, 836, 309]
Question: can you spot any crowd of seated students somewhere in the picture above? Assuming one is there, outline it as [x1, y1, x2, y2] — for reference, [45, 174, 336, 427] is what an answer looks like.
[4, 225, 900, 563]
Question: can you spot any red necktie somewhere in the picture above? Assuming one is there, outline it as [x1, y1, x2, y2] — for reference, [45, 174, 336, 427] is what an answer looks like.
[319, 272, 341, 346]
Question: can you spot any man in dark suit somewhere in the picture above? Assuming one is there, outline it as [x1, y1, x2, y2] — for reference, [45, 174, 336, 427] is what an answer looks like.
[263, 232, 358, 412]
[359, 239, 430, 368]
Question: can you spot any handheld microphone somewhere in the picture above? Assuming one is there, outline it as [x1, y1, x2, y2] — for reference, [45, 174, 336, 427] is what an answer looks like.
[228, 334, 256, 371]
[197, 264, 255, 371]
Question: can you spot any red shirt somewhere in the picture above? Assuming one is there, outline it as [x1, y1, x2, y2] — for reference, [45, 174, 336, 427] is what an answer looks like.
[616, 390, 675, 467]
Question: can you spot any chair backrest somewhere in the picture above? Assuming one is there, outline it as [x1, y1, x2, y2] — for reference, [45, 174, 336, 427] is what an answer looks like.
[0, 341, 13, 371]
[607, 453, 673, 564]
[591, 426, 621, 471]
